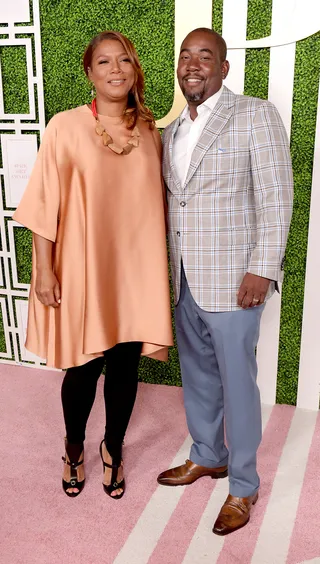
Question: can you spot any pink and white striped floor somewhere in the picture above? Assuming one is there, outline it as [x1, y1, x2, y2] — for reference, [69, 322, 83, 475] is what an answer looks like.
[0, 363, 319, 564]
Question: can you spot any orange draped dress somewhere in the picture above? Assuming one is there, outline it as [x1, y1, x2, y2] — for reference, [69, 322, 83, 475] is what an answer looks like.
[13, 105, 173, 368]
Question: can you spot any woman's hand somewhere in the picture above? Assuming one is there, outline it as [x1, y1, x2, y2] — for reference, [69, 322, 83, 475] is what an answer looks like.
[35, 269, 61, 308]
[33, 233, 61, 307]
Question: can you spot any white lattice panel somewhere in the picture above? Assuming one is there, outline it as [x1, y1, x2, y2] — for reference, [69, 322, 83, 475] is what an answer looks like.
[0, 0, 45, 367]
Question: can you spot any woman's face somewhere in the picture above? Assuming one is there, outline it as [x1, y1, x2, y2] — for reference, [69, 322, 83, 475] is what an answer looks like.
[88, 39, 135, 103]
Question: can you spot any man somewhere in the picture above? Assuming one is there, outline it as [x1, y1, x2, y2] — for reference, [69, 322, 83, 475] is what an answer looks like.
[157, 28, 293, 535]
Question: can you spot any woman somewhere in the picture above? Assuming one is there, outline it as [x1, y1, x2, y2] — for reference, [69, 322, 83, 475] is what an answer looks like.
[13, 31, 173, 499]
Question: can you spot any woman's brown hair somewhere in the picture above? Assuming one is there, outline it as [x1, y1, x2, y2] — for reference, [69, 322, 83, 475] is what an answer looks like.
[83, 31, 154, 129]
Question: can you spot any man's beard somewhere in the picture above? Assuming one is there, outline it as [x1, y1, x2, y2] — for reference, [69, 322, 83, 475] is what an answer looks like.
[182, 85, 205, 103]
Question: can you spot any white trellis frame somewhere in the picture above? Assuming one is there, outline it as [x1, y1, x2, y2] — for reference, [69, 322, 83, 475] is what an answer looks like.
[0, 0, 46, 367]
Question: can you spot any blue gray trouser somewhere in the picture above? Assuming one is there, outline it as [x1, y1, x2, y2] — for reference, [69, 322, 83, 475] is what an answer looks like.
[175, 265, 264, 497]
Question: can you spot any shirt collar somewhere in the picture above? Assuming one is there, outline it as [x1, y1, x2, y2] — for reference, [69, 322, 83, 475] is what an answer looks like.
[179, 85, 224, 125]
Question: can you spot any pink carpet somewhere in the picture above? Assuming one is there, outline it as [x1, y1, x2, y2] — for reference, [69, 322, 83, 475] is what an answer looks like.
[0, 364, 319, 564]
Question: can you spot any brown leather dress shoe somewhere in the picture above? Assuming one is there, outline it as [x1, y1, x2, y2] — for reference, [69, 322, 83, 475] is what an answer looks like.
[212, 492, 259, 535]
[157, 459, 228, 486]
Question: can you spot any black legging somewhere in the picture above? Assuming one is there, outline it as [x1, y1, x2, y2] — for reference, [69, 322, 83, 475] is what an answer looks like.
[61, 341, 142, 463]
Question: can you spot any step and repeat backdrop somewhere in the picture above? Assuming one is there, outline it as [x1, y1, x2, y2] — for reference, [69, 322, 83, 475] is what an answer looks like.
[0, 0, 319, 409]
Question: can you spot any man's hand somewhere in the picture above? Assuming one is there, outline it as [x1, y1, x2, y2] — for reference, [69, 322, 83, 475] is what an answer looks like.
[237, 273, 271, 309]
[35, 269, 61, 308]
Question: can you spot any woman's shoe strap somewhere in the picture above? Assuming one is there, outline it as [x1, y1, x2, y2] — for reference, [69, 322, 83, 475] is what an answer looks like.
[62, 456, 84, 469]
[102, 460, 120, 470]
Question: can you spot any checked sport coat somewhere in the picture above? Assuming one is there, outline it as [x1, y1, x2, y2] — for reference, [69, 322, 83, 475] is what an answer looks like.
[162, 86, 294, 312]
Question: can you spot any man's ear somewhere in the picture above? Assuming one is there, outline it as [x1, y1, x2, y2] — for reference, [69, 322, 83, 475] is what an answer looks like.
[222, 60, 230, 80]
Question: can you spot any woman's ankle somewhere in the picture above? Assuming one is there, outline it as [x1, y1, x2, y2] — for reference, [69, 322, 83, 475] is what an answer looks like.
[103, 440, 122, 466]
[65, 440, 84, 462]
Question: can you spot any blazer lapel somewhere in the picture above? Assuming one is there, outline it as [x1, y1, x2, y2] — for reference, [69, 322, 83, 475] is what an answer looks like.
[164, 118, 182, 194]
[184, 87, 236, 187]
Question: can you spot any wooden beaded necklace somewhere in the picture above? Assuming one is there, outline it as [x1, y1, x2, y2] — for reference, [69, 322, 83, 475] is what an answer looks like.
[91, 98, 140, 155]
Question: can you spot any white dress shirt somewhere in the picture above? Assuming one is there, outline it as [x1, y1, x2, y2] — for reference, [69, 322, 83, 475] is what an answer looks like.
[172, 85, 223, 186]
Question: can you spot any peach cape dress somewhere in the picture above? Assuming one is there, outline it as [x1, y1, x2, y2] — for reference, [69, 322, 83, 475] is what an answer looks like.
[13, 105, 173, 368]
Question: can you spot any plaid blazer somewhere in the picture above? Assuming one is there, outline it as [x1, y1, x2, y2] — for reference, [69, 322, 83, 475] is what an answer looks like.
[163, 87, 294, 311]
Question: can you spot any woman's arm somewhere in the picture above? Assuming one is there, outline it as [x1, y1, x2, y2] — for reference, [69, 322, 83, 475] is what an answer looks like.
[34, 234, 61, 308]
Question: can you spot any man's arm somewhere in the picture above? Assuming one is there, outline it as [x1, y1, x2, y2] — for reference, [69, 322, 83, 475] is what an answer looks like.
[238, 102, 294, 308]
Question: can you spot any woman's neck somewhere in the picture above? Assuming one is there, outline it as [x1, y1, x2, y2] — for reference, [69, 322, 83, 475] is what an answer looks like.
[95, 96, 127, 117]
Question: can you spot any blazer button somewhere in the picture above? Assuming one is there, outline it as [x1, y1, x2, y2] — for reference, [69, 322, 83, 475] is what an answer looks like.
[177, 231, 180, 236]
[180, 201, 186, 207]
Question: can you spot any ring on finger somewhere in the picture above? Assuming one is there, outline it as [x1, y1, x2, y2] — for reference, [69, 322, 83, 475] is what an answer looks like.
[252, 297, 259, 304]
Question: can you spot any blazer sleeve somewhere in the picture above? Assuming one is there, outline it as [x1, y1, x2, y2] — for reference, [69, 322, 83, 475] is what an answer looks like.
[152, 126, 168, 231]
[13, 116, 60, 243]
[247, 102, 294, 281]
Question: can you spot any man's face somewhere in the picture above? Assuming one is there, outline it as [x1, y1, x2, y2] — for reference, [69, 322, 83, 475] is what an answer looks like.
[177, 31, 229, 104]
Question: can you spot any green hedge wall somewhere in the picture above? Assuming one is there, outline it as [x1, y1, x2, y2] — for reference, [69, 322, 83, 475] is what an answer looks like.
[277, 34, 320, 404]
[1, 0, 319, 402]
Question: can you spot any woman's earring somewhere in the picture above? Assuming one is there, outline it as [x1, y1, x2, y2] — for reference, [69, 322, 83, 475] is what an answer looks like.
[90, 83, 95, 99]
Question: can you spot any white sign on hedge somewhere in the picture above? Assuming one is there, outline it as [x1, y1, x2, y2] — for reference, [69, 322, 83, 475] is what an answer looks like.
[0, 2, 30, 24]
[1, 134, 38, 208]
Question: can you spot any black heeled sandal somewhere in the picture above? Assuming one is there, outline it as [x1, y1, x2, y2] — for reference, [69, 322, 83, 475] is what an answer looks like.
[62, 441, 85, 498]
[99, 440, 125, 500]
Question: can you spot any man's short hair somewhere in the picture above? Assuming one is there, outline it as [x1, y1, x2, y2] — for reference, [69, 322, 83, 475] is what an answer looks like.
[186, 28, 227, 61]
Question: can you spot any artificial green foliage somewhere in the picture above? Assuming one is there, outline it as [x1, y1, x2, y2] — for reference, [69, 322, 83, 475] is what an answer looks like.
[39, 0, 174, 122]
[0, 0, 319, 405]
[244, 0, 272, 100]
[14, 227, 32, 285]
[277, 31, 320, 405]
[244, 49, 270, 100]
[212, 0, 223, 34]
[0, 46, 29, 114]
[0, 306, 6, 354]
[246, 0, 272, 40]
